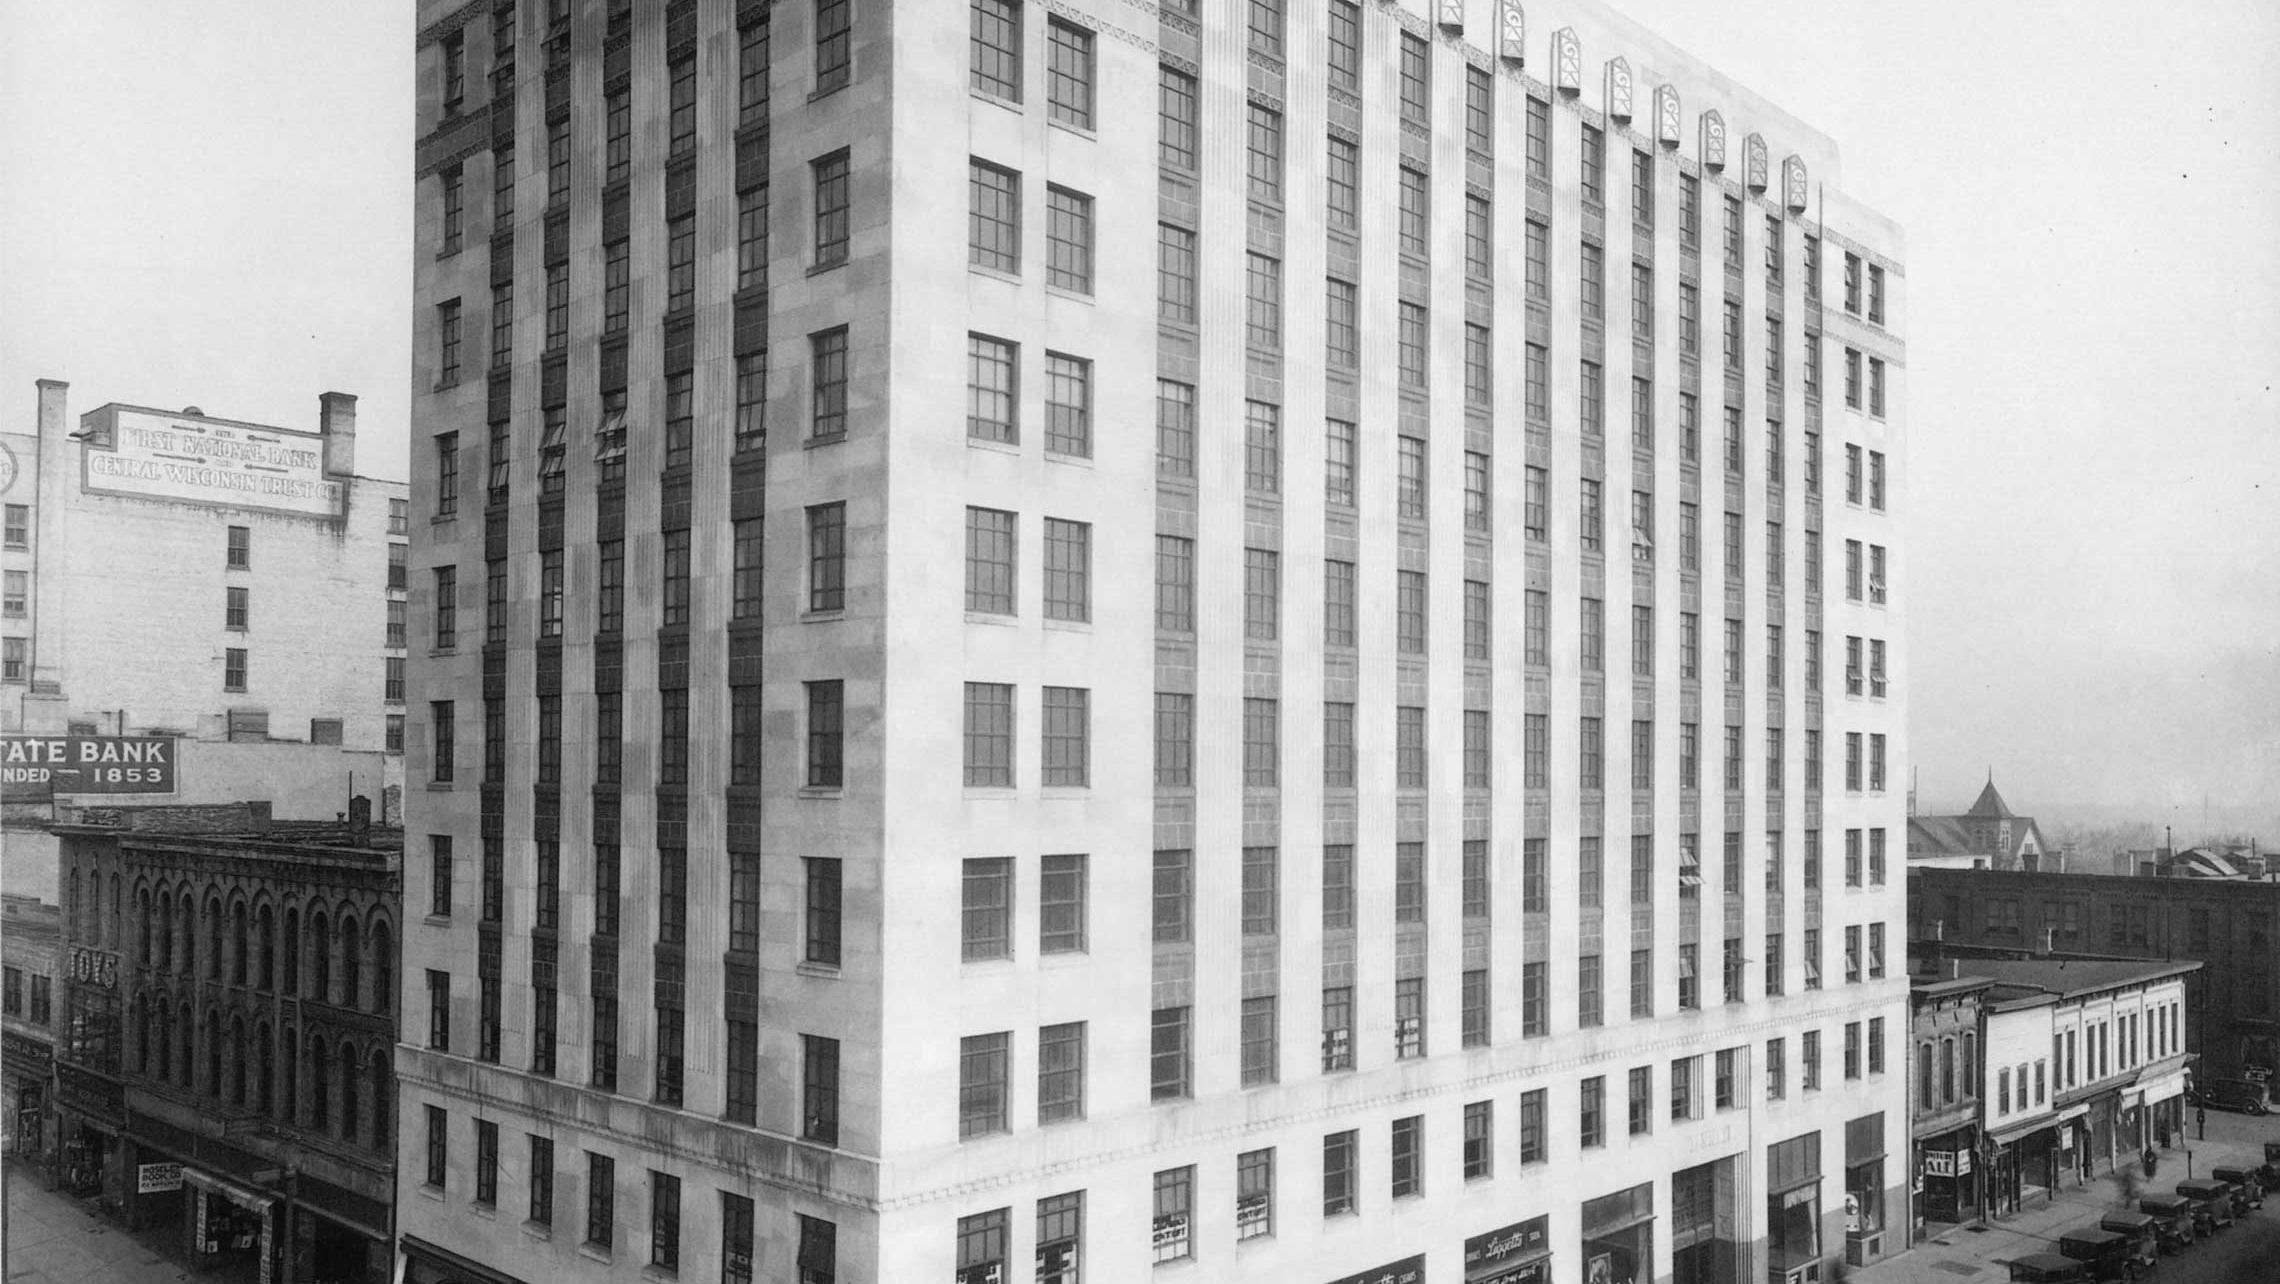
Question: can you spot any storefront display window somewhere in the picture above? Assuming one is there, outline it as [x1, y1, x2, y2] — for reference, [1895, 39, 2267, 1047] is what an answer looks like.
[1581, 1183, 1654, 1284]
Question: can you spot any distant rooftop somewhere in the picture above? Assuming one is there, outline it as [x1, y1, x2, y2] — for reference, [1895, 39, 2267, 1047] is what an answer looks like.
[1966, 956, 2200, 1003]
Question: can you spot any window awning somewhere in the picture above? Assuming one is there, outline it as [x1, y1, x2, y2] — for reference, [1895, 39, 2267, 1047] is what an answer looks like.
[1986, 1115, 2058, 1148]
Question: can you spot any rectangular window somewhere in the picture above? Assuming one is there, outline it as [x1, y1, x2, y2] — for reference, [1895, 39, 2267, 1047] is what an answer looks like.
[1463, 967, 1490, 1047]
[1155, 535, 1193, 632]
[1580, 242, 1604, 323]
[1398, 31, 1429, 127]
[1240, 996, 1278, 1087]
[1041, 686, 1089, 787]
[1159, 65, 1198, 169]
[1045, 18, 1094, 128]
[1394, 976, 1425, 1059]
[1321, 985, 1353, 1071]
[1039, 854, 1086, 954]
[1151, 1167, 1194, 1263]
[423, 1105, 448, 1188]
[1150, 1007, 1191, 1100]
[1323, 1130, 1359, 1216]
[968, 160, 1021, 272]
[1398, 166, 1430, 256]
[1581, 1076, 1606, 1149]
[1395, 434, 1428, 519]
[960, 1031, 1012, 1137]
[1246, 253, 1282, 350]
[961, 858, 1012, 962]
[1037, 1021, 1086, 1122]
[1245, 400, 1281, 495]
[962, 682, 1014, 787]
[1580, 124, 1605, 203]
[970, 0, 1021, 100]
[1157, 380, 1195, 478]
[1578, 953, 1603, 1028]
[584, 1153, 614, 1248]
[1390, 1115, 1423, 1198]
[1243, 697, 1279, 788]
[1154, 692, 1193, 787]
[1245, 548, 1281, 641]
[1241, 845, 1278, 937]
[1247, 0, 1285, 56]
[1037, 1192, 1083, 1280]
[1044, 187, 1093, 294]
[1324, 560, 1359, 650]
[1326, 135, 1359, 230]
[1152, 849, 1191, 945]
[1246, 103, 1283, 205]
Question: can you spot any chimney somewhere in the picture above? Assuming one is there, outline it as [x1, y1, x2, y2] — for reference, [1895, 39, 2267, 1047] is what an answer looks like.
[319, 391, 357, 477]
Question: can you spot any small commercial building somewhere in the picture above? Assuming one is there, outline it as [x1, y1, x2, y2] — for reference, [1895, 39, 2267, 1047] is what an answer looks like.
[1908, 973, 1991, 1231]
[0, 380, 407, 901]
[49, 802, 400, 1284]
[1, 894, 60, 1160]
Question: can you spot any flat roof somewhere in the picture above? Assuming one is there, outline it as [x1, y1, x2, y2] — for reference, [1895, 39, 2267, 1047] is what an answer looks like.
[1967, 957, 2201, 1002]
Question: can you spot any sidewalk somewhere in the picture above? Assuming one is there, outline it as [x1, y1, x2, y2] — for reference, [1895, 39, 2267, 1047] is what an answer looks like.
[1854, 1130, 2274, 1284]
[2, 1162, 190, 1284]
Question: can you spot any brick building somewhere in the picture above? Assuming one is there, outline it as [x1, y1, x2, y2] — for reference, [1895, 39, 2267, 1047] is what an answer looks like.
[2, 893, 61, 1159]
[1910, 866, 2277, 1082]
[1906, 973, 1988, 1232]
[0, 380, 409, 900]
[47, 803, 402, 1284]
[400, 2, 1910, 1282]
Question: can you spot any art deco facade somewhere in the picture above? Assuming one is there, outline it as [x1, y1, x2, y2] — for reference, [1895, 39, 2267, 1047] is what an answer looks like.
[399, 2, 1909, 1282]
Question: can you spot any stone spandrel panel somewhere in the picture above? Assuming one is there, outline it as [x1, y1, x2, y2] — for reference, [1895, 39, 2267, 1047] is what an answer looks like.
[1745, 132, 1770, 193]
[1553, 27, 1581, 95]
[1605, 56, 1633, 124]
[1498, 0, 1525, 64]
[1700, 108, 1727, 172]
[1783, 154, 1810, 213]
[1655, 83, 1681, 147]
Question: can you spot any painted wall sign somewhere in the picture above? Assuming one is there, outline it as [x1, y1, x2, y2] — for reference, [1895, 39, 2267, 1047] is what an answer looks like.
[82, 408, 341, 518]
[0, 441, 18, 495]
[139, 1161, 185, 1193]
[0, 735, 177, 800]
[1330, 1255, 1427, 1284]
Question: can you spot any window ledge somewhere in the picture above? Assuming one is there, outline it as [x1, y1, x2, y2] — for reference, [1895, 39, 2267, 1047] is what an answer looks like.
[1040, 785, 1090, 799]
[471, 1203, 498, 1221]
[804, 432, 847, 450]
[1041, 618, 1090, 633]
[424, 914, 451, 928]
[795, 787, 843, 801]
[970, 88, 1022, 113]
[1043, 284, 1095, 305]
[416, 1183, 445, 1202]
[1043, 449, 1094, 467]
[793, 962, 841, 981]
[807, 258, 847, 278]
[964, 787, 1017, 800]
[969, 264, 1023, 287]
[577, 1243, 613, 1266]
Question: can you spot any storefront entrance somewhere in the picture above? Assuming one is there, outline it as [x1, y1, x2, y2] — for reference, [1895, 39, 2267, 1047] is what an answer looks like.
[1671, 1157, 1738, 1284]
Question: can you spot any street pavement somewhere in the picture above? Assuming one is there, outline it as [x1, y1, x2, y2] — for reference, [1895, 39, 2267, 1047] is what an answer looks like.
[1852, 1107, 2280, 1284]
[2, 1162, 193, 1284]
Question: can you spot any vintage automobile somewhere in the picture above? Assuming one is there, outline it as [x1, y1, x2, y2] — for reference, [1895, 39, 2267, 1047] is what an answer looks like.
[2098, 1209, 2163, 1270]
[2004, 1251, 2088, 1282]
[2136, 1194, 2197, 1250]
[2055, 1227, 2137, 1283]
[2209, 1165, 2264, 1211]
[2186, 1078, 2271, 1115]
[2174, 1179, 2235, 1232]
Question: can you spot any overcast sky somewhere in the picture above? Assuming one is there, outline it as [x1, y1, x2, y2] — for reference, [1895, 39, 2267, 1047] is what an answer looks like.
[3, 1, 2274, 826]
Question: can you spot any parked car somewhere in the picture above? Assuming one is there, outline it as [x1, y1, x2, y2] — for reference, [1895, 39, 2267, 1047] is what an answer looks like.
[2210, 1166, 2264, 1211]
[2004, 1252, 2088, 1283]
[2187, 1078, 2271, 1115]
[2097, 1210, 2161, 1269]
[2175, 1179, 2236, 1232]
[2261, 1140, 2280, 1189]
[2137, 1194, 2197, 1251]
[2055, 1226, 2136, 1283]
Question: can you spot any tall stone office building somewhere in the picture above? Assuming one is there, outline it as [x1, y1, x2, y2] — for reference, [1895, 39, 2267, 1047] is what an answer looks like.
[398, 2, 1909, 1282]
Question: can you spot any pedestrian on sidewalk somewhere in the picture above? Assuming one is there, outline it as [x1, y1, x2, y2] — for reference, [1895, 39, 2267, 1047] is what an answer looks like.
[2142, 1145, 2158, 1179]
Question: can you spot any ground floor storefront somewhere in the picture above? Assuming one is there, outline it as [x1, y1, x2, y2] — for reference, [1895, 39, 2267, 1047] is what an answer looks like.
[1913, 1124, 1983, 1229]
